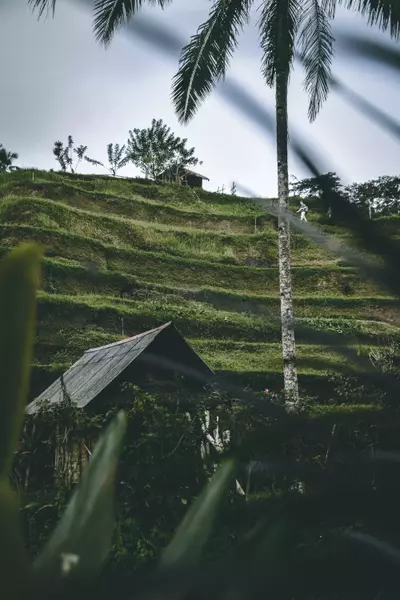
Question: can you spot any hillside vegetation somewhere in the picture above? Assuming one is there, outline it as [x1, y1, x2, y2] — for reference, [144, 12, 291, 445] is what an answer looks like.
[1, 169, 399, 401]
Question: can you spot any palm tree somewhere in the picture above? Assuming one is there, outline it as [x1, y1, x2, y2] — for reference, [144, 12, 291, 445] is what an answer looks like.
[28, 0, 171, 44]
[53, 136, 88, 174]
[171, 0, 400, 405]
[85, 143, 129, 176]
[0, 145, 18, 172]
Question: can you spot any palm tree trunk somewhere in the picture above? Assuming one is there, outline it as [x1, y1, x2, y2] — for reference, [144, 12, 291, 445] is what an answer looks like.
[275, 69, 299, 406]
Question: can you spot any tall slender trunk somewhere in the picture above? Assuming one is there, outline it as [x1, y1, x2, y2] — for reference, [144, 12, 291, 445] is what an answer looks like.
[275, 69, 299, 406]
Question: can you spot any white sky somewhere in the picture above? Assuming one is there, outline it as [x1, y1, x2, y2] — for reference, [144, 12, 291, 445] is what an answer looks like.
[1, 0, 400, 196]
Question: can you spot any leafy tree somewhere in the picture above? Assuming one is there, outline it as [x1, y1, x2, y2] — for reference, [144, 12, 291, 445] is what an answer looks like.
[231, 182, 237, 196]
[346, 175, 400, 219]
[85, 143, 130, 177]
[290, 172, 345, 217]
[290, 172, 342, 198]
[53, 136, 88, 174]
[125, 119, 200, 181]
[0, 144, 18, 172]
[170, 0, 400, 405]
[28, 0, 170, 45]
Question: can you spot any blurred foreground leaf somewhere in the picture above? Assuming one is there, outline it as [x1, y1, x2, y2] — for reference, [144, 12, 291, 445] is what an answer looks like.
[34, 411, 127, 579]
[0, 243, 42, 478]
[339, 32, 400, 72]
[161, 460, 235, 568]
[0, 244, 42, 594]
[0, 479, 32, 595]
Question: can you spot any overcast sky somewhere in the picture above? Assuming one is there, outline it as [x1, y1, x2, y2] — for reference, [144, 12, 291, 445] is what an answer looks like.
[1, 0, 400, 196]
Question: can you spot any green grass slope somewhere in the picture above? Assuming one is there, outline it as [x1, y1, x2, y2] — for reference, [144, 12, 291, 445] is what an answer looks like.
[1, 169, 399, 401]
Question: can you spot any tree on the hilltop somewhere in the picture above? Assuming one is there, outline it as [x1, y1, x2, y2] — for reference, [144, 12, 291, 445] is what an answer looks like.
[170, 0, 400, 406]
[0, 144, 18, 172]
[290, 172, 342, 198]
[346, 175, 400, 219]
[290, 172, 345, 216]
[53, 136, 88, 174]
[85, 143, 130, 176]
[125, 119, 200, 181]
[231, 182, 237, 196]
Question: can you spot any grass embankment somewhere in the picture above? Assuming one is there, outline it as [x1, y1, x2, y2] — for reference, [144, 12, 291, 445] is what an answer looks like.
[1, 169, 399, 401]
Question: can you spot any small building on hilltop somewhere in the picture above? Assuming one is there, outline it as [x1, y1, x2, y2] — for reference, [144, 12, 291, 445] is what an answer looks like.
[24, 322, 215, 488]
[156, 168, 210, 189]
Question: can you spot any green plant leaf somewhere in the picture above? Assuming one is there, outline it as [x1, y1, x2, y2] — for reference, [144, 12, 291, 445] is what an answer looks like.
[34, 411, 127, 579]
[0, 243, 42, 478]
[160, 459, 235, 568]
[0, 480, 32, 593]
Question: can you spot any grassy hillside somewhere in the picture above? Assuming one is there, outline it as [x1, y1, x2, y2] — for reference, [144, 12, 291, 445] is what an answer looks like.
[1, 169, 399, 401]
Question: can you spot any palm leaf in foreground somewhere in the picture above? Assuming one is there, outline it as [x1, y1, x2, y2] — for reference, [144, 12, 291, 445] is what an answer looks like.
[258, 0, 300, 87]
[29, 0, 171, 46]
[34, 411, 127, 579]
[0, 244, 42, 478]
[339, 0, 400, 37]
[161, 460, 235, 568]
[93, 0, 172, 45]
[172, 0, 251, 124]
[0, 244, 42, 594]
[297, 0, 334, 121]
[28, 0, 56, 17]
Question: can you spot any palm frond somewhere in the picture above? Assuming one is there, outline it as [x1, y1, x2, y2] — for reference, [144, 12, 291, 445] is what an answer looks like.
[298, 0, 334, 121]
[117, 144, 126, 161]
[172, 0, 252, 124]
[320, 0, 337, 18]
[339, 0, 400, 38]
[107, 143, 114, 165]
[93, 0, 172, 46]
[85, 157, 105, 168]
[117, 155, 130, 169]
[27, 0, 57, 18]
[259, 0, 301, 87]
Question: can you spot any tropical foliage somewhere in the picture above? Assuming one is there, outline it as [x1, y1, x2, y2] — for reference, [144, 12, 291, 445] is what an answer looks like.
[53, 136, 89, 174]
[290, 172, 343, 199]
[292, 172, 400, 219]
[28, 0, 170, 44]
[85, 143, 130, 177]
[0, 144, 18, 172]
[346, 175, 400, 218]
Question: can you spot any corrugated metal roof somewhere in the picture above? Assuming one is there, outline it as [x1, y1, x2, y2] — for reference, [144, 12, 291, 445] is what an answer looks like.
[26, 322, 173, 414]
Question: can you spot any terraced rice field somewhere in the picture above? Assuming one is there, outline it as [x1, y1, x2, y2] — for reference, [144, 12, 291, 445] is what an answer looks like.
[1, 169, 399, 401]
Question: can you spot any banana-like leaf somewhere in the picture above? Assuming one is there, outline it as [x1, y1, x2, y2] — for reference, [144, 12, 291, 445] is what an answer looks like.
[34, 411, 127, 579]
[0, 244, 42, 478]
[161, 459, 235, 568]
